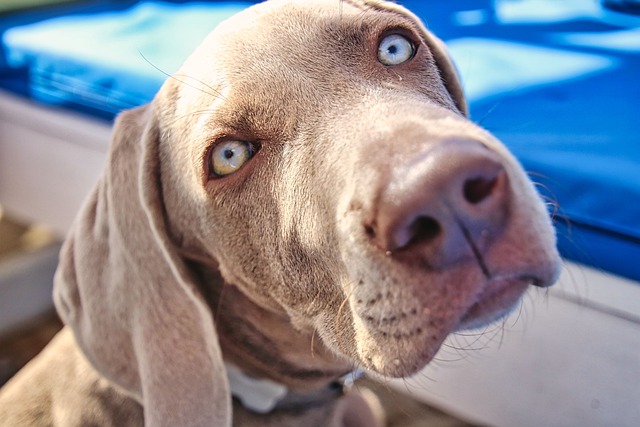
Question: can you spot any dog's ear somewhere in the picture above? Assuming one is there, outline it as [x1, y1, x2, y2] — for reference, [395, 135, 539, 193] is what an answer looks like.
[421, 33, 469, 117]
[53, 105, 232, 426]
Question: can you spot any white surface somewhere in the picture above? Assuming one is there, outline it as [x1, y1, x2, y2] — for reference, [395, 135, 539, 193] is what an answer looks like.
[0, 91, 110, 335]
[0, 90, 110, 237]
[391, 263, 640, 427]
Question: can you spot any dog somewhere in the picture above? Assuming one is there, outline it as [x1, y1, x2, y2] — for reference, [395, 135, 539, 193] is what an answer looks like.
[0, 0, 561, 425]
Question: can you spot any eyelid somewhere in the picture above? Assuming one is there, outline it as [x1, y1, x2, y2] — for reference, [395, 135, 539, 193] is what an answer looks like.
[205, 138, 260, 179]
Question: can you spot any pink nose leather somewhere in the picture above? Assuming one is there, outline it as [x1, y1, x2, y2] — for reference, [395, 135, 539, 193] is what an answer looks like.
[367, 140, 509, 269]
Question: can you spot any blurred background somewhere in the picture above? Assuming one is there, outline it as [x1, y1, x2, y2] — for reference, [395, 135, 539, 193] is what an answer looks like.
[1, 1, 639, 425]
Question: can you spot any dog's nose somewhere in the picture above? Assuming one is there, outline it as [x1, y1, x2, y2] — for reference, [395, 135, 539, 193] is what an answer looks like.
[368, 140, 509, 268]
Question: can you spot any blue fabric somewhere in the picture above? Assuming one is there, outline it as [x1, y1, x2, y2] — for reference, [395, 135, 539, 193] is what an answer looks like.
[1, 0, 639, 280]
[401, 0, 640, 280]
[0, 1, 140, 103]
[2, 1, 254, 116]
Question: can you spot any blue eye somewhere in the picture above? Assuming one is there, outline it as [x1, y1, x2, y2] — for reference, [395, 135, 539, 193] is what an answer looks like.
[210, 140, 255, 177]
[378, 34, 415, 66]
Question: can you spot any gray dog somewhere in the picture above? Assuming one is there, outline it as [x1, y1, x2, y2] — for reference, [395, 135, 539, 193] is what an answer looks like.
[0, 0, 560, 425]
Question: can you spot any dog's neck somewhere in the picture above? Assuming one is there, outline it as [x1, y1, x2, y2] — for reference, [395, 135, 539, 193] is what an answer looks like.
[216, 284, 352, 390]
[192, 262, 352, 391]
[225, 363, 361, 414]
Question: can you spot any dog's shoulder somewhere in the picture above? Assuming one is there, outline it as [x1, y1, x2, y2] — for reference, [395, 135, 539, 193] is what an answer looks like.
[0, 327, 143, 427]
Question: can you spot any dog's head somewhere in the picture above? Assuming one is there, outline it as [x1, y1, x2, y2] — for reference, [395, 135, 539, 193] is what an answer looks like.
[54, 0, 561, 424]
[156, 0, 560, 373]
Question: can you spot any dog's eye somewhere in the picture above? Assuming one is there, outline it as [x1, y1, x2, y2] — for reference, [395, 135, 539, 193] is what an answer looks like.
[210, 140, 256, 177]
[377, 34, 415, 66]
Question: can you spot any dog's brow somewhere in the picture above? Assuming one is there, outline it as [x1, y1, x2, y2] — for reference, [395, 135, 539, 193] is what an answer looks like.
[212, 100, 296, 143]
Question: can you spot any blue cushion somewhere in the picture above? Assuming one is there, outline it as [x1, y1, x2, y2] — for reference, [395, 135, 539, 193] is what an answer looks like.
[0, 1, 144, 101]
[2, 1, 254, 116]
[403, 0, 640, 280]
[1, 0, 639, 280]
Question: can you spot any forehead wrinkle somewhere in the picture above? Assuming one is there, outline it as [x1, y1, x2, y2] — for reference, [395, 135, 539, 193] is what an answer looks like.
[208, 96, 298, 143]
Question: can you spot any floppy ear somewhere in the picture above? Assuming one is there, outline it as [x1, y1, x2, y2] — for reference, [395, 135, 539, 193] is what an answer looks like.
[53, 105, 232, 426]
[421, 33, 469, 117]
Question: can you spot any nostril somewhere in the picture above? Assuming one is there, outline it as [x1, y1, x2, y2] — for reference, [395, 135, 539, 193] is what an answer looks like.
[365, 224, 376, 238]
[405, 216, 441, 248]
[463, 175, 499, 205]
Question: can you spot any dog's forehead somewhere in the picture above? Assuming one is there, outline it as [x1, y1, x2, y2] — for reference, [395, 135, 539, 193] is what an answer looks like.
[168, 0, 430, 133]
[177, 0, 422, 85]
[216, 0, 422, 49]
[220, 0, 399, 29]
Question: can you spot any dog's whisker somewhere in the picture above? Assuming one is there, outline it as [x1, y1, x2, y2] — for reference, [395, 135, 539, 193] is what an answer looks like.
[334, 280, 358, 357]
[310, 327, 317, 359]
[508, 296, 527, 329]
[558, 259, 585, 301]
[164, 108, 219, 128]
[453, 329, 490, 337]
[496, 317, 508, 349]
[447, 322, 502, 358]
[476, 99, 503, 126]
[139, 52, 228, 102]
[442, 341, 487, 353]
[214, 286, 231, 328]
[431, 352, 469, 364]
[529, 178, 560, 220]
[172, 73, 229, 102]
[455, 325, 492, 349]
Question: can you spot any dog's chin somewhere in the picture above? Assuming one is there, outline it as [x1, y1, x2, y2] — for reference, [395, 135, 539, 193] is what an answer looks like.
[354, 335, 447, 378]
[350, 276, 530, 378]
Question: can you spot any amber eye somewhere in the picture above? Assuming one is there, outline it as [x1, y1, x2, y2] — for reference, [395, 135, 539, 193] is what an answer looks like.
[210, 140, 256, 177]
[377, 34, 415, 66]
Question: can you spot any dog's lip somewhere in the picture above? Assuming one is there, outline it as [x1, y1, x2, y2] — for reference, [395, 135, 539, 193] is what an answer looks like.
[459, 273, 546, 328]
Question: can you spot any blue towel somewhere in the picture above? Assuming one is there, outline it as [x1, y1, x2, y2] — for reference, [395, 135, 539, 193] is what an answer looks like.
[3, 1, 253, 114]
[403, 0, 640, 280]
